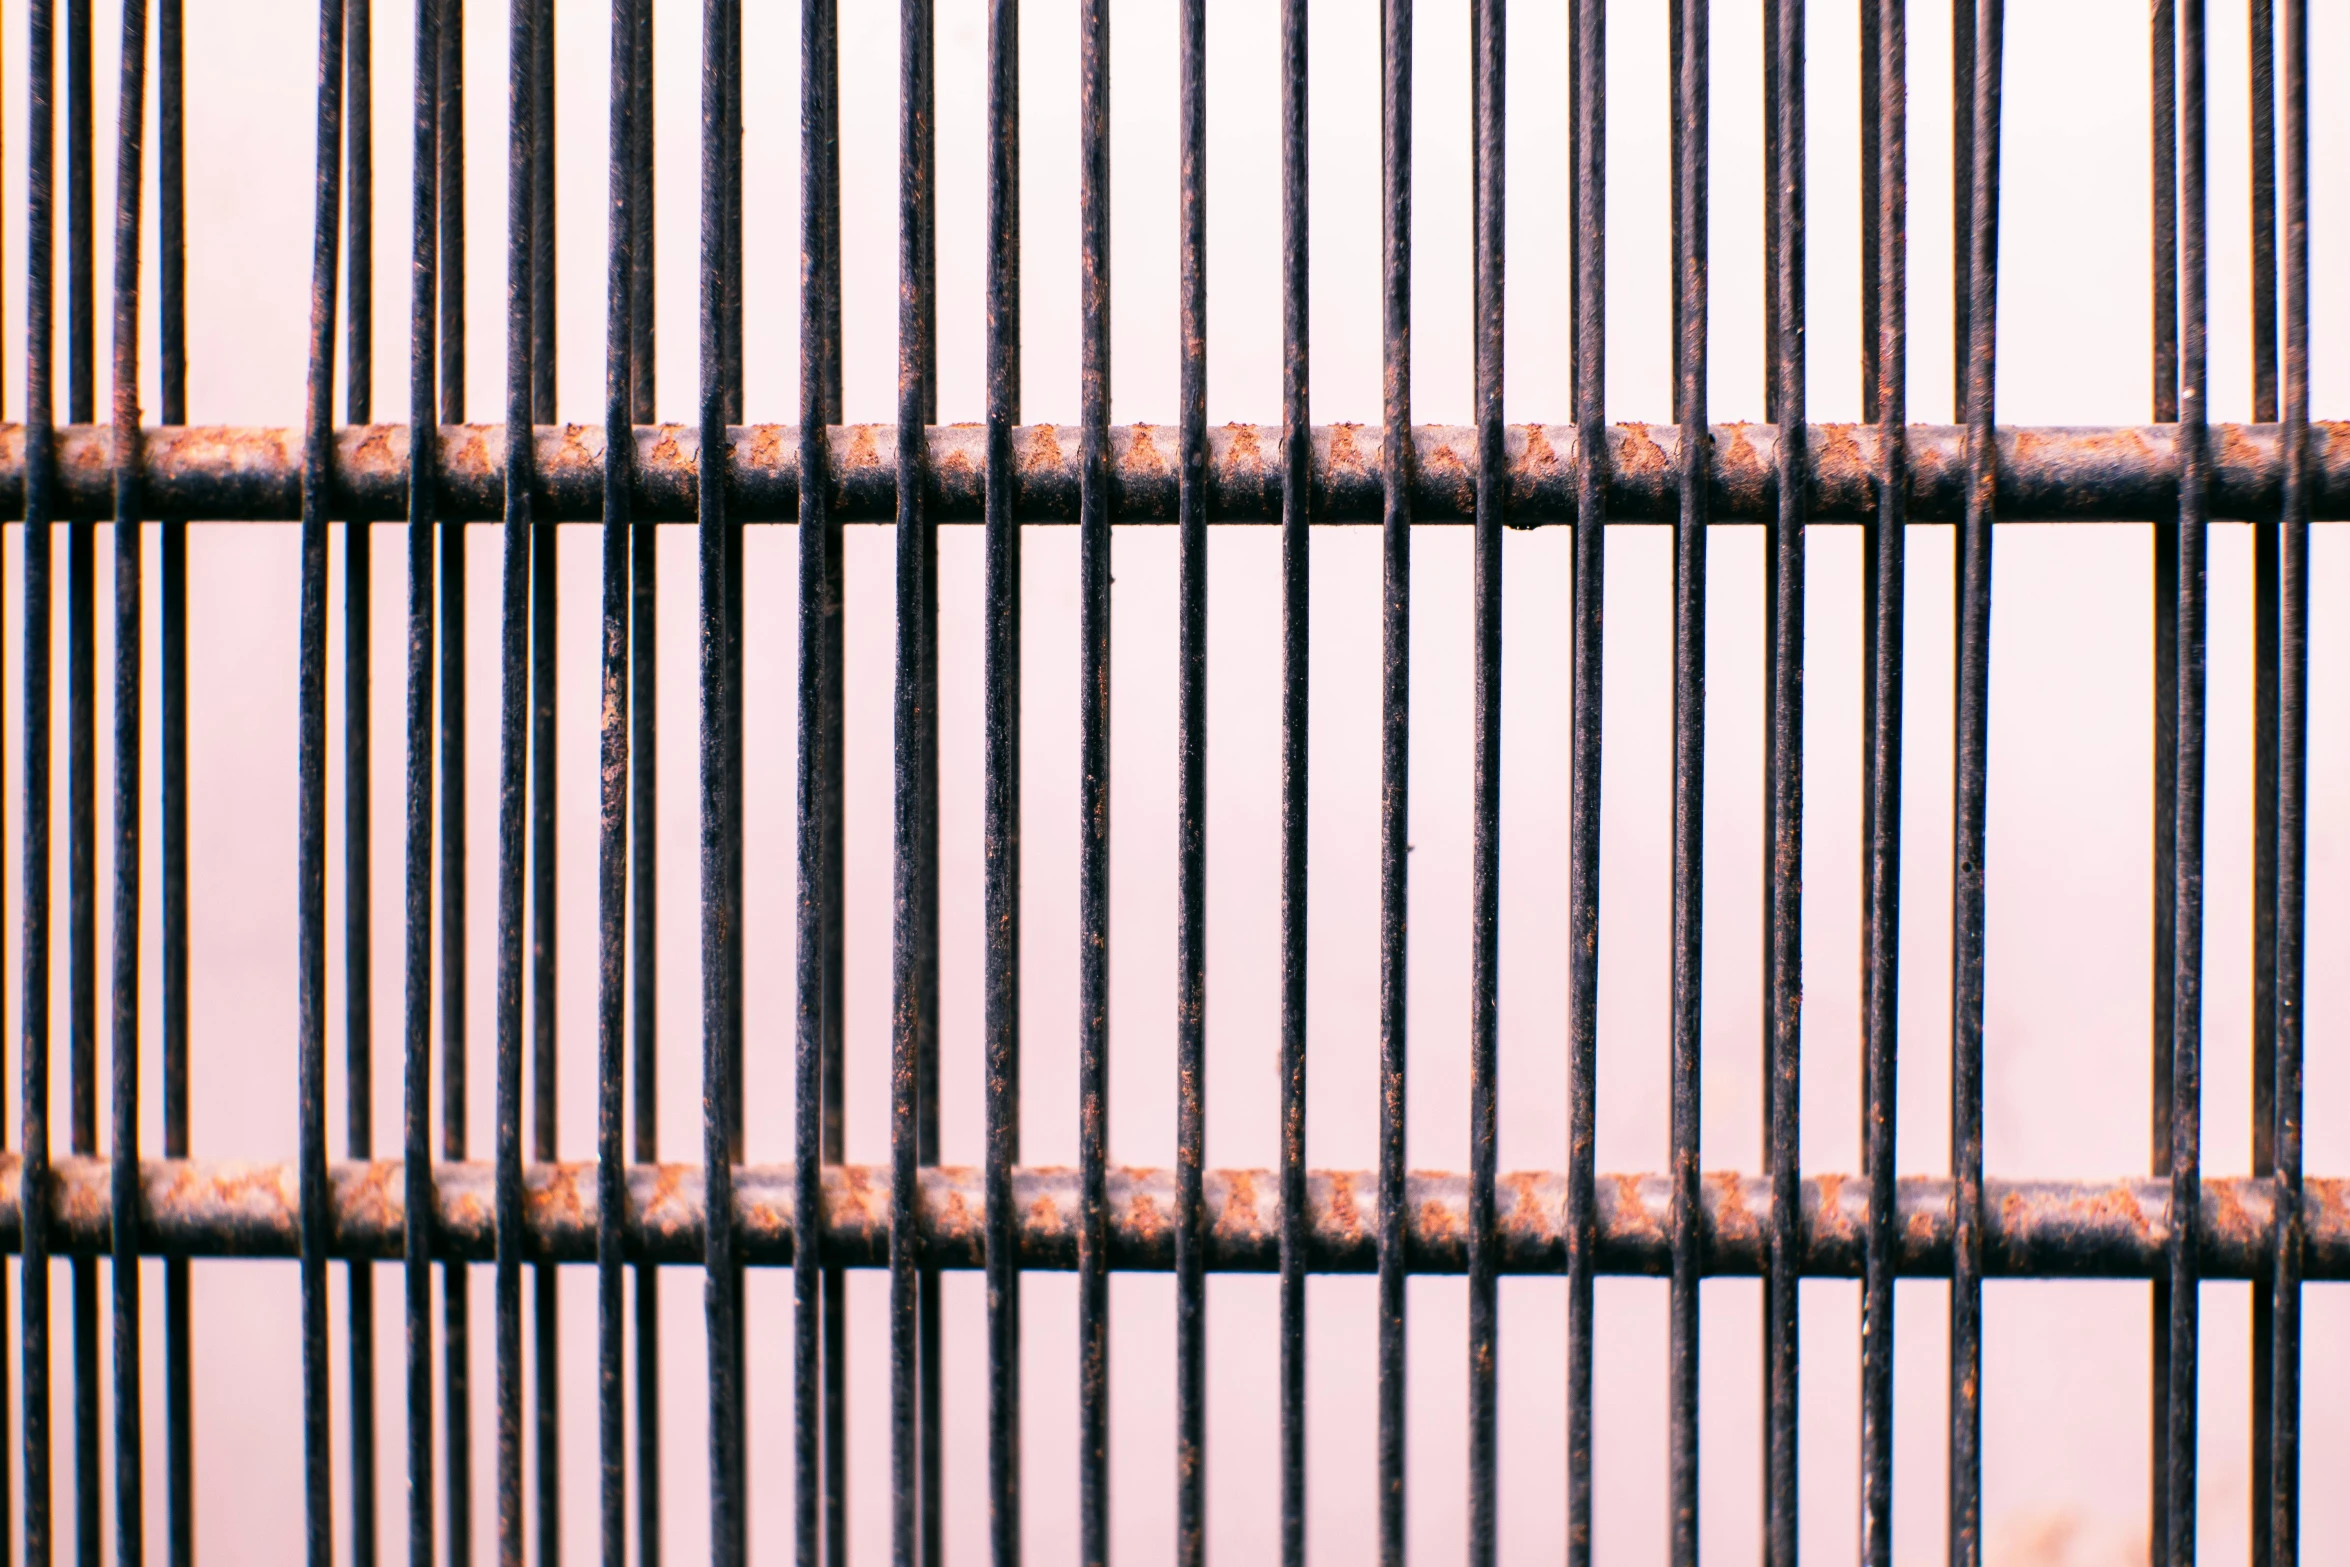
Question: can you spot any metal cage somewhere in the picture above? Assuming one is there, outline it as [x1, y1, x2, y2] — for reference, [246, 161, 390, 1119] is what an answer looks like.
[0, 0, 2335, 1564]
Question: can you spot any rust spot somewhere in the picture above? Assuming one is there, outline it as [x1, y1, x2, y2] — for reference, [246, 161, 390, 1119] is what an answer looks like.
[1614, 423, 1669, 477]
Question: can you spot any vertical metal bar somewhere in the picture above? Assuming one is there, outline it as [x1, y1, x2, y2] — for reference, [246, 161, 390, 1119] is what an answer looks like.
[1466, 3, 1504, 1564]
[404, 4, 443, 1564]
[106, 1, 150, 1561]
[2147, 1, 2179, 1551]
[2245, 5, 2280, 1559]
[699, 0, 742, 1551]
[2167, 3, 2210, 1562]
[981, 0, 1022, 1561]
[157, 0, 191, 1554]
[525, 2, 559, 1551]
[718, 0, 747, 1519]
[812, 0, 848, 1553]
[1564, 4, 1605, 1566]
[530, 0, 554, 422]
[1860, 5, 1905, 1565]
[344, 0, 382, 1555]
[65, 0, 98, 1554]
[625, 10, 659, 1565]
[1076, 2, 1112, 1560]
[1950, 13, 2003, 1567]
[496, 0, 540, 1560]
[795, 2, 838, 1565]
[891, 0, 938, 1559]
[1762, 1, 1806, 1561]
[916, 0, 944, 1544]
[438, 0, 475, 1552]
[1276, 1, 1308, 1561]
[300, 1, 349, 1562]
[1173, 0, 1209, 1562]
[2267, 15, 2306, 1567]
[1375, 2, 1410, 1560]
[21, 14, 58, 1560]
[720, 0, 741, 420]
[1666, 3, 1709, 1561]
[597, 10, 638, 1565]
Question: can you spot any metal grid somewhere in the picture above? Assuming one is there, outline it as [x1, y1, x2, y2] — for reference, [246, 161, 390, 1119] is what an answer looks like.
[0, 0, 2332, 1566]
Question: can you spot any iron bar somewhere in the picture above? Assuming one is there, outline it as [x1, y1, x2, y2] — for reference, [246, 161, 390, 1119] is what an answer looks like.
[1276, 1, 1308, 1562]
[3, 1158, 2341, 1281]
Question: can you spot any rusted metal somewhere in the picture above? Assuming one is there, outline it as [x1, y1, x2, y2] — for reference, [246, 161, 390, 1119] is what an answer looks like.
[3, 1154, 2341, 1282]
[2, 419, 2344, 523]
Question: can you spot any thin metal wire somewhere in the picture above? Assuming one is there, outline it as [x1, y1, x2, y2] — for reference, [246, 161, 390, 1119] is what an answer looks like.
[1466, 4, 1504, 1561]
[891, 2, 938, 1562]
[438, 2, 475, 1557]
[1949, 11, 2004, 1566]
[402, 5, 442, 1565]
[598, 11, 639, 1565]
[795, 3, 839, 1566]
[1859, 7, 1906, 1565]
[1762, 1, 1806, 1560]
[106, 3, 151, 1564]
[1076, 4, 1112, 1561]
[157, 0, 191, 1555]
[1564, 4, 1605, 1566]
[22, 7, 58, 1560]
[343, 0, 381, 1557]
[699, 0, 743, 1554]
[299, 0, 349, 1559]
[2147, 0, 2180, 1546]
[1276, 2, 1308, 1561]
[1666, 3, 1709, 1561]
[2246, 6, 2281, 1559]
[2269, 15, 2307, 1567]
[1174, 0, 1209, 1561]
[495, 0, 541, 1560]
[1376, 2, 1411, 1560]
[981, 2, 1021, 1562]
[2167, 3, 2212, 1563]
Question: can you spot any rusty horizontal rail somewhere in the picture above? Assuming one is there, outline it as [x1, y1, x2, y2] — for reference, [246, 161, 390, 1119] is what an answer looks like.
[5, 419, 2345, 524]
[2, 1152, 2340, 1281]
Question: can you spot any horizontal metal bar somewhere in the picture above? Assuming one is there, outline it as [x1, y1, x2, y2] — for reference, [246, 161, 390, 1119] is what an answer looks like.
[5, 1153, 2347, 1280]
[4, 420, 2345, 523]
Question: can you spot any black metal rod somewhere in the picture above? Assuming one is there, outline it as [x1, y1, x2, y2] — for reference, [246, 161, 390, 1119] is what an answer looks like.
[981, 0, 1021, 1561]
[2168, 2, 2211, 1562]
[24, 6, 58, 1559]
[1666, 3, 1709, 1561]
[2269, 12, 2307, 1566]
[699, 0, 742, 1551]
[158, 0, 191, 1553]
[300, 0, 349, 1559]
[1376, 1, 1410, 1559]
[1466, 4, 1503, 1562]
[1076, 2, 1112, 1560]
[67, 0, 97, 1547]
[403, 6, 442, 1565]
[107, 2, 151, 1563]
[2147, 0, 2180, 1546]
[2246, 4, 2281, 1558]
[495, 0, 538, 1558]
[1859, 4, 1905, 1562]
[1950, 10, 2003, 1566]
[344, 0, 381, 1557]
[1276, 1, 1308, 1561]
[626, 6, 659, 1562]
[530, 0, 554, 426]
[794, 3, 837, 1566]
[1174, 0, 1209, 1562]
[1762, 0, 1805, 1560]
[891, 0, 938, 1561]
[1564, 3, 1605, 1565]
[598, 4, 637, 1565]
[438, 1, 474, 1557]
